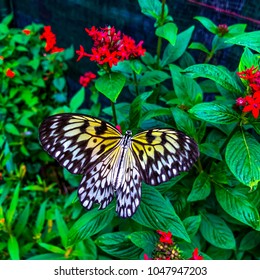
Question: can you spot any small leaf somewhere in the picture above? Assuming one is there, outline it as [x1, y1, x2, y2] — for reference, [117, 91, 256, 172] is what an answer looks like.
[187, 172, 211, 202]
[55, 209, 68, 248]
[132, 184, 190, 242]
[35, 200, 47, 235]
[69, 87, 85, 111]
[53, 77, 66, 92]
[6, 183, 20, 227]
[215, 184, 260, 230]
[5, 123, 20, 136]
[200, 213, 236, 249]
[8, 236, 20, 260]
[239, 231, 260, 251]
[189, 42, 211, 54]
[226, 30, 260, 53]
[14, 203, 30, 238]
[67, 203, 115, 246]
[155, 22, 178, 45]
[226, 131, 260, 188]
[183, 215, 201, 237]
[184, 64, 242, 94]
[189, 103, 240, 124]
[95, 73, 126, 103]
[161, 26, 195, 66]
[38, 243, 65, 254]
[199, 143, 222, 160]
[138, 70, 170, 86]
[96, 232, 142, 259]
[127, 231, 158, 251]
[194, 16, 217, 34]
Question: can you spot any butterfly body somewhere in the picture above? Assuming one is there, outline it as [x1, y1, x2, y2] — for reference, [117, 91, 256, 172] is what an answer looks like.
[39, 113, 199, 218]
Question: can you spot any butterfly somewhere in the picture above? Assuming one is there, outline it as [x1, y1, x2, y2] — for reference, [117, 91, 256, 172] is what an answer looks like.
[39, 113, 199, 218]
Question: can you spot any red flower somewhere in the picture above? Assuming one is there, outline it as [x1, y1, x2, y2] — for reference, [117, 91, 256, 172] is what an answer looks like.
[22, 29, 31, 35]
[40, 26, 63, 53]
[243, 95, 260, 118]
[189, 248, 204, 260]
[77, 26, 146, 68]
[157, 230, 173, 245]
[115, 125, 122, 133]
[79, 72, 96, 87]
[237, 66, 260, 83]
[6, 68, 15, 78]
[236, 97, 246, 106]
[144, 254, 152, 260]
[76, 45, 88, 62]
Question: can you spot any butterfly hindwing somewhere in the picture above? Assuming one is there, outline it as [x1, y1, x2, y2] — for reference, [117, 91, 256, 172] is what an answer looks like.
[39, 113, 122, 175]
[131, 129, 199, 185]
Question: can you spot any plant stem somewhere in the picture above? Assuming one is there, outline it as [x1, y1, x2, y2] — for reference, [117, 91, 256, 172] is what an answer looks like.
[111, 101, 118, 125]
[156, 0, 166, 68]
[133, 71, 140, 95]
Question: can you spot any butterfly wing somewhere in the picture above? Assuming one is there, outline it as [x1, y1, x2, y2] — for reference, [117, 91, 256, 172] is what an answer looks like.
[39, 113, 122, 174]
[115, 148, 142, 218]
[131, 129, 199, 185]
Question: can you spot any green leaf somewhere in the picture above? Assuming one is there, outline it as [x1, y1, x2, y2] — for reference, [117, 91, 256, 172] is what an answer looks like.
[200, 213, 236, 249]
[171, 107, 197, 139]
[53, 77, 66, 92]
[35, 200, 47, 235]
[132, 184, 190, 242]
[6, 183, 20, 227]
[161, 26, 195, 66]
[97, 232, 143, 260]
[5, 123, 20, 136]
[2, 13, 13, 25]
[138, 70, 170, 86]
[194, 16, 217, 34]
[189, 103, 240, 124]
[225, 131, 260, 188]
[138, 0, 168, 21]
[67, 203, 115, 246]
[127, 231, 158, 252]
[183, 215, 201, 237]
[155, 22, 178, 45]
[169, 64, 203, 106]
[226, 31, 260, 52]
[14, 203, 30, 238]
[55, 209, 68, 248]
[187, 172, 211, 202]
[239, 231, 260, 251]
[69, 87, 85, 111]
[8, 236, 20, 260]
[184, 64, 242, 94]
[188, 42, 211, 54]
[129, 91, 153, 129]
[199, 143, 222, 160]
[95, 73, 126, 103]
[38, 243, 65, 254]
[27, 253, 66, 260]
[215, 184, 260, 230]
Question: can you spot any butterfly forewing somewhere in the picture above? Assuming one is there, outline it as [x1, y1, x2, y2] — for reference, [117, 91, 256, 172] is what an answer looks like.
[131, 129, 199, 186]
[39, 114, 122, 175]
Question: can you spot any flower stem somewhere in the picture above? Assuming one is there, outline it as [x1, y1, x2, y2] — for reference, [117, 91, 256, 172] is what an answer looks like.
[156, 0, 166, 68]
[111, 101, 118, 125]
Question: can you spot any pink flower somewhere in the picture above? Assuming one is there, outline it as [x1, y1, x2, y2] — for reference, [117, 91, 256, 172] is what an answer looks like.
[189, 248, 204, 260]
[79, 72, 96, 87]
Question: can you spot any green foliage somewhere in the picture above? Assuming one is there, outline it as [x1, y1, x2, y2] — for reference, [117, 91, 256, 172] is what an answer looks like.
[1, 0, 260, 261]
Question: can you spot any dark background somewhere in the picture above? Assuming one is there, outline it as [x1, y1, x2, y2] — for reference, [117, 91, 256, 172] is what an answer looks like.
[1, 0, 260, 95]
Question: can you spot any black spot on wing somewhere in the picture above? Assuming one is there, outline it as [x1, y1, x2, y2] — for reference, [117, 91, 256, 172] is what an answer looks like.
[94, 121, 107, 135]
[146, 129, 156, 144]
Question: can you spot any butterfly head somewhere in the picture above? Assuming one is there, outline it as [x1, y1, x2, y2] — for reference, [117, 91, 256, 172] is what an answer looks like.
[125, 130, 132, 136]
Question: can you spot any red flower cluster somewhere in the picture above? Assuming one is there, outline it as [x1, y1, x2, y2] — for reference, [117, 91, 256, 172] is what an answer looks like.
[79, 72, 96, 87]
[236, 66, 260, 118]
[6, 68, 15, 78]
[76, 26, 146, 68]
[22, 29, 31, 35]
[189, 248, 204, 260]
[217, 24, 229, 36]
[40, 26, 64, 54]
[157, 230, 173, 244]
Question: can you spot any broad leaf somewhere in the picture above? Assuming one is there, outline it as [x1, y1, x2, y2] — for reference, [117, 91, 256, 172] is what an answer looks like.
[156, 22, 178, 45]
[215, 184, 260, 230]
[226, 131, 260, 188]
[69, 87, 85, 111]
[187, 172, 211, 202]
[200, 213, 236, 249]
